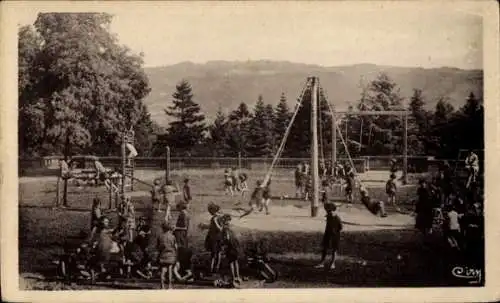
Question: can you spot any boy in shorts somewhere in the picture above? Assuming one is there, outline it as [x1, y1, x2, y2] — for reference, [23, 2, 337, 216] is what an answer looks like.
[386, 173, 398, 211]
[314, 203, 342, 270]
[221, 214, 242, 286]
[157, 222, 177, 289]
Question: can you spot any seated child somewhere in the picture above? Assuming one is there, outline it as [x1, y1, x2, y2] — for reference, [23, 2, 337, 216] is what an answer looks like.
[173, 246, 194, 283]
[360, 187, 387, 217]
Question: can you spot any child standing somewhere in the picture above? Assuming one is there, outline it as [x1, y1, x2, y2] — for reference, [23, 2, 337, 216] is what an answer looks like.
[220, 214, 242, 286]
[205, 203, 223, 274]
[174, 202, 190, 248]
[182, 178, 192, 206]
[386, 173, 398, 211]
[162, 180, 178, 222]
[445, 204, 463, 250]
[239, 172, 249, 196]
[151, 179, 162, 212]
[224, 168, 234, 196]
[123, 196, 136, 243]
[240, 180, 265, 219]
[314, 203, 342, 270]
[415, 179, 433, 234]
[344, 170, 355, 205]
[90, 198, 102, 240]
[261, 180, 272, 215]
[295, 163, 304, 198]
[157, 222, 177, 289]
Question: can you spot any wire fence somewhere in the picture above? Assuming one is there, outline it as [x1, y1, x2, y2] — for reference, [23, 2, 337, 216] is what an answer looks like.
[19, 155, 481, 177]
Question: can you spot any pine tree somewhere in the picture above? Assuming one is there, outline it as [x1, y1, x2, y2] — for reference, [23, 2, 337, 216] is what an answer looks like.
[247, 95, 274, 157]
[209, 106, 229, 156]
[274, 93, 292, 152]
[165, 80, 207, 154]
[407, 89, 430, 155]
[225, 102, 253, 156]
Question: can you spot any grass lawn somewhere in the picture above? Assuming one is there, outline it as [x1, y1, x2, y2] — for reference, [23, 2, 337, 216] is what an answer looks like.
[18, 169, 465, 290]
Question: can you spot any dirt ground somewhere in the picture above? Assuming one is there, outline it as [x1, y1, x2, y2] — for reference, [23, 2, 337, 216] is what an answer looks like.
[18, 168, 467, 289]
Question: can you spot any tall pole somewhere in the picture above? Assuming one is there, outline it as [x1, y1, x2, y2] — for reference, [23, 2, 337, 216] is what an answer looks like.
[403, 112, 408, 184]
[166, 146, 171, 181]
[121, 133, 126, 201]
[332, 107, 337, 167]
[310, 77, 320, 217]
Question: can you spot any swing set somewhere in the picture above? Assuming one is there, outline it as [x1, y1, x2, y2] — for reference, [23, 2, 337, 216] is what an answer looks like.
[260, 77, 409, 217]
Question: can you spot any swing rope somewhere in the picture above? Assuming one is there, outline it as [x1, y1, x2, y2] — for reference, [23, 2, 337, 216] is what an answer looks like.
[262, 78, 312, 186]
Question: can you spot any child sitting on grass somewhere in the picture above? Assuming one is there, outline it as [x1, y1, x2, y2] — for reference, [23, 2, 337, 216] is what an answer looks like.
[157, 222, 177, 289]
[315, 203, 342, 270]
[360, 187, 387, 217]
[173, 246, 195, 283]
[386, 173, 399, 211]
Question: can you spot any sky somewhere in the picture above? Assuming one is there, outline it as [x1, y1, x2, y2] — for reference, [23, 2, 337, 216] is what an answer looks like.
[11, 1, 483, 69]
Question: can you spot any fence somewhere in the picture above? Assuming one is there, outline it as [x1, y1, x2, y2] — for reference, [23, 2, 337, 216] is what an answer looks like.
[19, 155, 477, 177]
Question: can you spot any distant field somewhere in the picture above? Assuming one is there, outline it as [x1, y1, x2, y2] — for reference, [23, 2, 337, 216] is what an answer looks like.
[19, 169, 461, 290]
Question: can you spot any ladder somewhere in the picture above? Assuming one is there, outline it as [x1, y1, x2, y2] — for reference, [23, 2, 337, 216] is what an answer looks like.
[122, 130, 135, 192]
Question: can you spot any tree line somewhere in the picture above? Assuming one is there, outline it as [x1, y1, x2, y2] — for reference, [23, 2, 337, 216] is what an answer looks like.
[19, 13, 483, 161]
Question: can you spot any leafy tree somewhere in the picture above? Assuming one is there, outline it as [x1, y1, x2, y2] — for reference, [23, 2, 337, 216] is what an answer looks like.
[209, 106, 229, 156]
[18, 13, 152, 158]
[165, 80, 207, 154]
[355, 73, 405, 156]
[247, 95, 274, 157]
[225, 102, 253, 156]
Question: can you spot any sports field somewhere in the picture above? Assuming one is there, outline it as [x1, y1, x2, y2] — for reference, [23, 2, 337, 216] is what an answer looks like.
[19, 168, 459, 290]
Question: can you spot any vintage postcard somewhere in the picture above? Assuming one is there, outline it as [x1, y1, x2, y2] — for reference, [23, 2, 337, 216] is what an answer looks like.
[1, 0, 499, 302]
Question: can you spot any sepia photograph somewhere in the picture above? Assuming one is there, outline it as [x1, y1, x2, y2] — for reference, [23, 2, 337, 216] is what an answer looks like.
[2, 0, 499, 302]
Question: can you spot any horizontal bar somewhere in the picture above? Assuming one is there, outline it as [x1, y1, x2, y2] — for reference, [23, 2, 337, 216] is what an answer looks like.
[327, 110, 408, 116]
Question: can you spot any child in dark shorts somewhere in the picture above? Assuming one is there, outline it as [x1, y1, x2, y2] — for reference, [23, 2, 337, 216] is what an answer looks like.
[157, 222, 177, 289]
[205, 203, 223, 274]
[315, 203, 342, 270]
[221, 214, 242, 285]
[174, 202, 190, 248]
[345, 172, 355, 204]
[182, 178, 192, 205]
[261, 180, 272, 215]
[151, 179, 162, 211]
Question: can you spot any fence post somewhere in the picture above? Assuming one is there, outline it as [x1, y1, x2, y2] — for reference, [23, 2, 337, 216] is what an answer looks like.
[166, 146, 170, 181]
[238, 152, 242, 170]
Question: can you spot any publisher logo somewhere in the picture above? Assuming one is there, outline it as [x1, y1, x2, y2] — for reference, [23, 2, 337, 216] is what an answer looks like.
[451, 266, 482, 284]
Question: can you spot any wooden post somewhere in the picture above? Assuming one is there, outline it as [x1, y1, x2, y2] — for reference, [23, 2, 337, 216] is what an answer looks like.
[62, 178, 68, 207]
[403, 113, 408, 184]
[165, 146, 171, 181]
[310, 77, 320, 217]
[121, 133, 126, 201]
[332, 107, 337, 168]
[238, 152, 242, 170]
[56, 175, 60, 208]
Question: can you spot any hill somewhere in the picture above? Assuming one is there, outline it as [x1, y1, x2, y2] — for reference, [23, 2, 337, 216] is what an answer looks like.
[144, 61, 483, 126]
